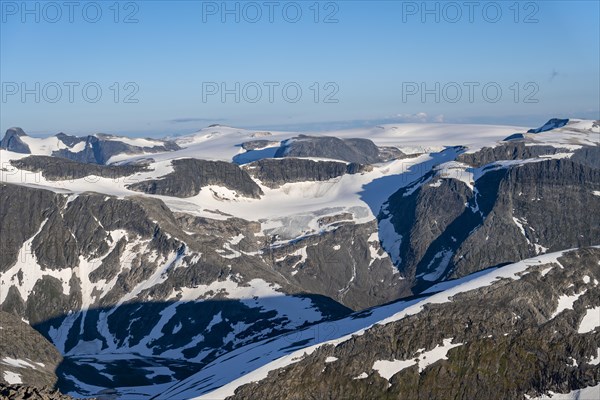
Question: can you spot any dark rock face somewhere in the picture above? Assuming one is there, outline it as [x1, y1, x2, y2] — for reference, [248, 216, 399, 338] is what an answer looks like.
[457, 142, 567, 167]
[55, 133, 85, 148]
[0, 384, 80, 400]
[0, 129, 180, 164]
[241, 140, 279, 151]
[528, 118, 569, 133]
[274, 135, 404, 164]
[244, 158, 372, 188]
[267, 219, 409, 310]
[0, 128, 31, 154]
[52, 134, 180, 165]
[0, 184, 62, 273]
[0, 311, 63, 388]
[451, 159, 600, 278]
[382, 158, 600, 291]
[128, 158, 264, 198]
[572, 145, 600, 169]
[228, 248, 600, 400]
[503, 133, 525, 141]
[0, 183, 407, 395]
[10, 156, 148, 181]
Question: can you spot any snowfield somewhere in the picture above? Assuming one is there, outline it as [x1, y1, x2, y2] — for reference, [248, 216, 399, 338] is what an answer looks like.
[149, 248, 594, 400]
[1, 118, 598, 398]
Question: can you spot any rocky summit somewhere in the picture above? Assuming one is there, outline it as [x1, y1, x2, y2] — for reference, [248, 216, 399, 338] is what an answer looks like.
[0, 119, 598, 399]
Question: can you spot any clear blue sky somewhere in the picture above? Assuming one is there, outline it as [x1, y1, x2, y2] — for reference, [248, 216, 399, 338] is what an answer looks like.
[1, 0, 599, 137]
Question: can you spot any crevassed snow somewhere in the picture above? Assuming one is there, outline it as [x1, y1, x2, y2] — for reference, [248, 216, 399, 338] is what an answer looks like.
[1, 122, 518, 237]
[577, 307, 600, 334]
[143, 123, 523, 164]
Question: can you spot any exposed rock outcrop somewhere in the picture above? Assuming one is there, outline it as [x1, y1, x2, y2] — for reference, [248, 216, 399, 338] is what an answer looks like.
[128, 158, 264, 198]
[52, 134, 180, 165]
[457, 142, 568, 167]
[10, 156, 148, 181]
[0, 128, 30, 154]
[382, 158, 600, 291]
[228, 248, 600, 400]
[244, 158, 372, 188]
[0, 312, 63, 388]
[274, 135, 404, 164]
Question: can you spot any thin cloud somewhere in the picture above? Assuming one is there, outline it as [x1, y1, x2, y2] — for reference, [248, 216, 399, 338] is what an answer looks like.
[168, 117, 226, 124]
[395, 112, 444, 123]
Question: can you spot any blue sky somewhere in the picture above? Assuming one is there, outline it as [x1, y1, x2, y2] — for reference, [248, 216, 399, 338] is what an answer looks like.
[1, 0, 599, 137]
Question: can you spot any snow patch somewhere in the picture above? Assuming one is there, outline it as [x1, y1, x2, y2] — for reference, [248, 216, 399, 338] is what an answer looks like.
[1, 357, 37, 369]
[551, 290, 587, 319]
[578, 307, 600, 334]
[2, 371, 22, 384]
[372, 338, 463, 381]
[372, 359, 416, 381]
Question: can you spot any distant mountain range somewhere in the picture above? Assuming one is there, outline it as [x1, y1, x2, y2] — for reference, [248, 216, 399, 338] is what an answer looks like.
[0, 118, 598, 399]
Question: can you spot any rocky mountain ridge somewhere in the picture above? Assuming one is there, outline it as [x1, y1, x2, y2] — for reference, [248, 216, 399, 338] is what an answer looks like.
[0, 118, 598, 398]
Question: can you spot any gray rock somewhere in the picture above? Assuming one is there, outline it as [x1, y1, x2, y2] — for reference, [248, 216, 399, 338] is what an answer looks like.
[571, 145, 600, 169]
[0, 184, 62, 273]
[0, 128, 31, 154]
[244, 158, 372, 188]
[1, 182, 411, 396]
[128, 158, 263, 198]
[0, 129, 180, 164]
[0, 311, 63, 388]
[457, 142, 568, 167]
[52, 134, 180, 165]
[382, 158, 600, 292]
[0, 384, 80, 400]
[241, 140, 279, 151]
[274, 135, 404, 164]
[10, 156, 148, 181]
[228, 247, 600, 400]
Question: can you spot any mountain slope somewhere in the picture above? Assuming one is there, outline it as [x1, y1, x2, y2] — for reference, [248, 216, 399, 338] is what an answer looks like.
[0, 311, 63, 388]
[0, 118, 598, 398]
[170, 247, 600, 400]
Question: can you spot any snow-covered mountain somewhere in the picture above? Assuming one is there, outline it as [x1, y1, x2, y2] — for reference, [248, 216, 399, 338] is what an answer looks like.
[0, 118, 598, 399]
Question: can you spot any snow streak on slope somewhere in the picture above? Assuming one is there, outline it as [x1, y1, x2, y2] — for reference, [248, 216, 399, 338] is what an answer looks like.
[4, 121, 594, 235]
[372, 337, 463, 382]
[151, 249, 583, 400]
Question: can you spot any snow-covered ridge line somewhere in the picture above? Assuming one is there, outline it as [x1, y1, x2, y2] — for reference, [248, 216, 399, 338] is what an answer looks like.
[158, 247, 592, 400]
